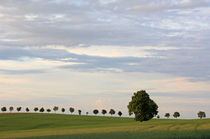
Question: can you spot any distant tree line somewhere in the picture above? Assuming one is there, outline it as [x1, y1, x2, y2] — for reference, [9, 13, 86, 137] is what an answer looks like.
[0, 106, 123, 117]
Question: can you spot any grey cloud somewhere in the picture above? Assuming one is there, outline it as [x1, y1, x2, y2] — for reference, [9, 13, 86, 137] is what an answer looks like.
[0, 0, 209, 81]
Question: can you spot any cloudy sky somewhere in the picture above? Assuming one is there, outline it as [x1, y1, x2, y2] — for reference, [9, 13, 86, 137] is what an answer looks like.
[0, 0, 210, 118]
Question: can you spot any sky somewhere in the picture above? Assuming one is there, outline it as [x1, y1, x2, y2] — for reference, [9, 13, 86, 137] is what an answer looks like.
[0, 0, 210, 119]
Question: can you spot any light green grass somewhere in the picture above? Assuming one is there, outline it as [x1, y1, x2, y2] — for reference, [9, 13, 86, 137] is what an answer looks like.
[0, 113, 210, 139]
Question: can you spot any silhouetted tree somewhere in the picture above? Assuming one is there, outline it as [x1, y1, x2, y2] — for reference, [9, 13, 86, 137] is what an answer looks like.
[109, 109, 115, 116]
[9, 106, 14, 112]
[118, 111, 122, 117]
[39, 107, 44, 112]
[17, 107, 22, 112]
[102, 109, 107, 116]
[128, 90, 158, 122]
[61, 108, 65, 113]
[26, 107, 30, 112]
[1, 107, 6, 112]
[78, 110, 81, 115]
[47, 109, 51, 113]
[198, 111, 206, 119]
[165, 113, 170, 118]
[69, 107, 74, 114]
[86, 112, 88, 115]
[93, 109, 99, 115]
[173, 112, 180, 118]
[53, 106, 59, 113]
[34, 107, 39, 112]
[157, 115, 160, 119]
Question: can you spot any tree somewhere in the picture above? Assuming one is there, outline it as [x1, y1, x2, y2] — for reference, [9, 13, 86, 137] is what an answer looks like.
[39, 107, 45, 112]
[102, 109, 107, 116]
[69, 107, 74, 114]
[47, 109, 51, 113]
[198, 111, 206, 119]
[1, 107, 6, 112]
[93, 109, 99, 115]
[165, 113, 170, 119]
[86, 112, 89, 115]
[26, 107, 30, 112]
[53, 106, 59, 113]
[173, 112, 180, 118]
[34, 107, 39, 112]
[109, 109, 115, 116]
[118, 111, 122, 117]
[127, 90, 158, 122]
[9, 106, 14, 112]
[78, 110, 81, 115]
[157, 115, 160, 119]
[61, 108, 65, 113]
[17, 107, 22, 112]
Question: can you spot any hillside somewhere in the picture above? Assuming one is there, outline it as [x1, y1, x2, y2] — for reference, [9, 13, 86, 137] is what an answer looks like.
[0, 113, 210, 139]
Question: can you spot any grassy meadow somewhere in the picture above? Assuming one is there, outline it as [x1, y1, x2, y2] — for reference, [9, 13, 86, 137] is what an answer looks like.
[0, 113, 210, 139]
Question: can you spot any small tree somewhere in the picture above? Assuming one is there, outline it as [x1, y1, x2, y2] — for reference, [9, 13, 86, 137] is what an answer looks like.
[78, 110, 81, 115]
[86, 112, 89, 115]
[1, 107, 7, 112]
[69, 107, 74, 114]
[165, 113, 170, 119]
[118, 111, 122, 117]
[40, 107, 45, 112]
[173, 112, 180, 118]
[26, 107, 30, 112]
[47, 109, 51, 113]
[53, 106, 59, 113]
[93, 109, 99, 115]
[157, 115, 160, 119]
[102, 109, 107, 116]
[9, 106, 14, 112]
[34, 107, 39, 112]
[109, 109, 115, 116]
[17, 107, 22, 112]
[198, 111, 206, 119]
[127, 90, 158, 122]
[61, 108, 65, 113]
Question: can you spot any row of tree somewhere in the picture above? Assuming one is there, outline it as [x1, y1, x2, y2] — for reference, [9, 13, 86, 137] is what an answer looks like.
[128, 90, 208, 122]
[0, 106, 123, 117]
[158, 111, 206, 119]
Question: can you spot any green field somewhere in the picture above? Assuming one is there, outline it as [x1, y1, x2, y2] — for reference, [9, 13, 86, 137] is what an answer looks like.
[0, 113, 210, 139]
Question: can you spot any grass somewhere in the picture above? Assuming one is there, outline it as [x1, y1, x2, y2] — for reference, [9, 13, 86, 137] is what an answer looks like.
[0, 113, 210, 139]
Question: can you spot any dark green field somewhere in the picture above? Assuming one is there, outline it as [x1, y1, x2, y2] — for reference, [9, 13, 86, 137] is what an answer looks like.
[0, 113, 210, 139]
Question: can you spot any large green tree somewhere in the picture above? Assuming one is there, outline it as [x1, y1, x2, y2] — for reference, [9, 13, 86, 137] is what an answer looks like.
[127, 90, 158, 122]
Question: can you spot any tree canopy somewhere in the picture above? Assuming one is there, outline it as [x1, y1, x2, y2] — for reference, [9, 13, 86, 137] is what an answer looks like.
[109, 109, 115, 115]
[173, 112, 180, 118]
[127, 90, 158, 122]
[102, 109, 107, 115]
[165, 113, 170, 118]
[69, 107, 74, 114]
[93, 109, 99, 115]
[118, 111, 122, 117]
[198, 111, 206, 119]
